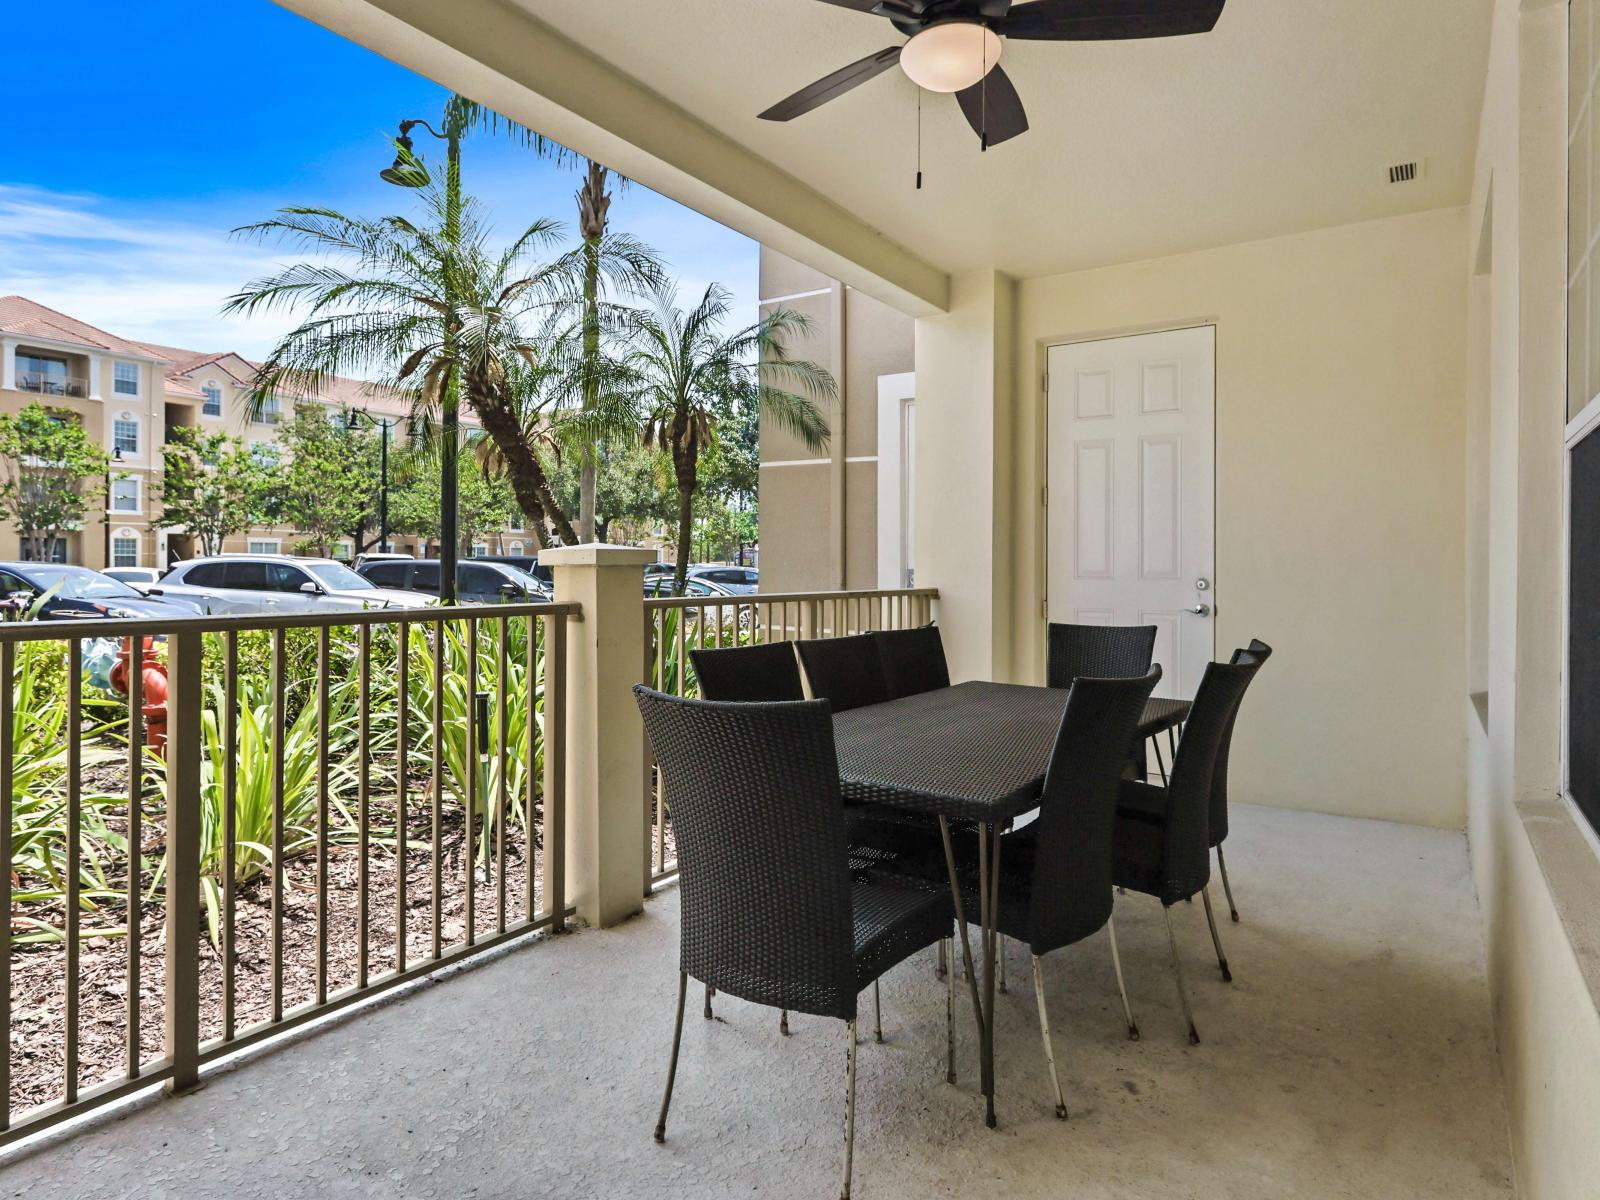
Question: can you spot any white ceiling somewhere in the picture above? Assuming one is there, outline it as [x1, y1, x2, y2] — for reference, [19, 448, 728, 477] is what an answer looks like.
[517, 0, 1494, 280]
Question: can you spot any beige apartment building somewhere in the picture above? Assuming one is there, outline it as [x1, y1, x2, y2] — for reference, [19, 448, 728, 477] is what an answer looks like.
[757, 248, 914, 593]
[0, 295, 535, 569]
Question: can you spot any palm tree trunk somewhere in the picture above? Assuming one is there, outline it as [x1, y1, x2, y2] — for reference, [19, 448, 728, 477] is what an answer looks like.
[672, 442, 697, 594]
[576, 161, 611, 543]
[472, 396, 579, 546]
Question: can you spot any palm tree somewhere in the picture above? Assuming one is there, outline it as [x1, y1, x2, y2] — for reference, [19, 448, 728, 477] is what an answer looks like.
[454, 100, 640, 542]
[629, 283, 834, 592]
[225, 178, 656, 551]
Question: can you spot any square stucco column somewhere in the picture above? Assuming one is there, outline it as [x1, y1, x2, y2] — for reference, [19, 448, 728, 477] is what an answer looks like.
[913, 269, 1019, 684]
[542, 544, 655, 928]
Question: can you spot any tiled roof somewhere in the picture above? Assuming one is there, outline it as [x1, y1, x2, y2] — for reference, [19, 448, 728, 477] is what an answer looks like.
[5, 294, 433, 422]
[0, 295, 165, 359]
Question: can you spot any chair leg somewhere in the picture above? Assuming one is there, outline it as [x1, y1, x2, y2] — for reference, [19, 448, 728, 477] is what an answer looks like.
[654, 972, 688, 1143]
[841, 1019, 859, 1200]
[873, 980, 883, 1043]
[1162, 906, 1200, 1045]
[1217, 844, 1241, 922]
[1106, 915, 1140, 1041]
[999, 937, 1008, 994]
[781, 1008, 791, 1036]
[703, 983, 714, 1020]
[1151, 737, 1169, 786]
[945, 938, 957, 1084]
[1031, 956, 1068, 1120]
[936, 937, 948, 980]
[1201, 886, 1233, 982]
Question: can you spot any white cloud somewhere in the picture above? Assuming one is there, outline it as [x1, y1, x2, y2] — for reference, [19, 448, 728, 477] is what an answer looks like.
[0, 185, 306, 358]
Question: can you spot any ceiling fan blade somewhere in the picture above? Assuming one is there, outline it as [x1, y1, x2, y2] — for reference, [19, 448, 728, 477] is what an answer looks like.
[759, 47, 903, 121]
[807, 0, 885, 11]
[999, 0, 1225, 40]
[956, 64, 1029, 147]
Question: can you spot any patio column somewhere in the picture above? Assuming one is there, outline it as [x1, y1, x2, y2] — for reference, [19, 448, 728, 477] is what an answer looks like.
[913, 269, 1020, 684]
[542, 543, 654, 928]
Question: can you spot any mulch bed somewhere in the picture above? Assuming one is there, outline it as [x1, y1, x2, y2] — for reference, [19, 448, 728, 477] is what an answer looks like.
[8, 796, 545, 1120]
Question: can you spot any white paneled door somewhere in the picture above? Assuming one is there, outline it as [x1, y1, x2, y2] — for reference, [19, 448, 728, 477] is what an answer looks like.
[1046, 326, 1215, 699]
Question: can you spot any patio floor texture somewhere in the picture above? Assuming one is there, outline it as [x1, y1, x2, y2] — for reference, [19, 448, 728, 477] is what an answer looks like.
[0, 804, 1513, 1199]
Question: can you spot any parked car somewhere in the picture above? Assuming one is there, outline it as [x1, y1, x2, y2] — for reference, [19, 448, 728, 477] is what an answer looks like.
[354, 550, 413, 570]
[357, 558, 550, 604]
[150, 555, 434, 615]
[688, 564, 759, 594]
[0, 563, 205, 620]
[474, 555, 553, 587]
[101, 566, 163, 591]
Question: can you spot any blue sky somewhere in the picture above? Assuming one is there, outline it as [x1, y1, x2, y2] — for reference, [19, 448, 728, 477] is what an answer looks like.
[0, 1, 757, 360]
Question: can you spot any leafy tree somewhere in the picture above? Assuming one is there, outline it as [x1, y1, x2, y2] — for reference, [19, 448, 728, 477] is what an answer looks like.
[272, 406, 381, 556]
[549, 440, 674, 546]
[629, 283, 833, 591]
[0, 403, 110, 562]
[156, 425, 271, 556]
[389, 443, 515, 554]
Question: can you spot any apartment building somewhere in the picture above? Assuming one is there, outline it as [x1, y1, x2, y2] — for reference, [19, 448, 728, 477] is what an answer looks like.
[0, 295, 536, 568]
[756, 248, 914, 593]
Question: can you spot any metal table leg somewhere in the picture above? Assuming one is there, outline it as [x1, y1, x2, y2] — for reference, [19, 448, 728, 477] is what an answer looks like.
[978, 821, 1002, 1129]
[938, 817, 986, 1095]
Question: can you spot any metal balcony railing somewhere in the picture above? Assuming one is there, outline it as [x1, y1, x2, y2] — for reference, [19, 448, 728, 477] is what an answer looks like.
[641, 587, 939, 884]
[0, 601, 574, 1145]
[15, 373, 88, 399]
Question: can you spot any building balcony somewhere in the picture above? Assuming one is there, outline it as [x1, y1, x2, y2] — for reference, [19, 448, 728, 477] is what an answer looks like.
[14, 371, 88, 399]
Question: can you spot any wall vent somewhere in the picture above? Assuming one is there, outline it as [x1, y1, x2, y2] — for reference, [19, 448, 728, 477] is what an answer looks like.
[1387, 159, 1427, 185]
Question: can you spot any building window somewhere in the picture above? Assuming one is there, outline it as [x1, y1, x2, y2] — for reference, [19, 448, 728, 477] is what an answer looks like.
[334, 541, 354, 562]
[16, 353, 75, 397]
[202, 382, 223, 417]
[110, 477, 139, 513]
[507, 511, 524, 532]
[508, 541, 524, 556]
[248, 539, 281, 555]
[248, 440, 275, 464]
[112, 534, 139, 568]
[471, 543, 489, 558]
[113, 416, 139, 455]
[113, 362, 139, 396]
[21, 538, 68, 563]
[257, 395, 281, 425]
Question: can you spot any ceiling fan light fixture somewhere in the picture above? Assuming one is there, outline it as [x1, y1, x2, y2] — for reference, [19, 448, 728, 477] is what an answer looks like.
[899, 21, 1002, 93]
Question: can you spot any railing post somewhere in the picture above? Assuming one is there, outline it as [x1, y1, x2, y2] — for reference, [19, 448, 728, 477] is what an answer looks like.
[163, 628, 202, 1095]
[542, 545, 654, 928]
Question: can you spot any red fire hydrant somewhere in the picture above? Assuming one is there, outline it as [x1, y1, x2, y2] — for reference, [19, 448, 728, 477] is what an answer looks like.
[109, 637, 170, 757]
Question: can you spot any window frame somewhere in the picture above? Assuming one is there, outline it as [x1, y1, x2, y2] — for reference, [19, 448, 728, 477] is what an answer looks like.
[201, 381, 223, 417]
[112, 415, 140, 456]
[110, 476, 140, 513]
[111, 532, 140, 568]
[247, 539, 282, 555]
[112, 361, 140, 397]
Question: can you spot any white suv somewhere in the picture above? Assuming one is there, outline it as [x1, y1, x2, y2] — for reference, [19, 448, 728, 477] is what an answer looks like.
[151, 555, 435, 615]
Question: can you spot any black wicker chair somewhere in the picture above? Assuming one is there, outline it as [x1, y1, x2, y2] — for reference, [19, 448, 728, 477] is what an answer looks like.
[1112, 658, 1261, 1043]
[973, 668, 1162, 1118]
[1045, 622, 1158, 688]
[873, 626, 950, 699]
[1211, 639, 1272, 923]
[634, 687, 952, 1199]
[689, 640, 804, 703]
[796, 633, 890, 712]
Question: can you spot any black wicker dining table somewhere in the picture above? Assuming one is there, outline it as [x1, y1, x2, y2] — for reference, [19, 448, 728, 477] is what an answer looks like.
[831, 679, 1186, 1129]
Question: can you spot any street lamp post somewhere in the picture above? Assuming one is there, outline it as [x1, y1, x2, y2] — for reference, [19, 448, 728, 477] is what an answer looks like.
[381, 114, 463, 603]
[103, 447, 124, 567]
[347, 409, 395, 553]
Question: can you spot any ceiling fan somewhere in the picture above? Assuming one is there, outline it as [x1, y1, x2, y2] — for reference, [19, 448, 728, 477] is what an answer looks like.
[759, 1, 1227, 148]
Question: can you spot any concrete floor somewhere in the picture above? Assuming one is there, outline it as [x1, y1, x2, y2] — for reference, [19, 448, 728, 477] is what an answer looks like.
[0, 804, 1514, 1199]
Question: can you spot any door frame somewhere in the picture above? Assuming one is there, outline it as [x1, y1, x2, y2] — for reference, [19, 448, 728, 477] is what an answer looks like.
[877, 371, 917, 589]
[1039, 321, 1220, 683]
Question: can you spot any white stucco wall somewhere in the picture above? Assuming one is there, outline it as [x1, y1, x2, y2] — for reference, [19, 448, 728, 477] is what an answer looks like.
[1005, 207, 1471, 830]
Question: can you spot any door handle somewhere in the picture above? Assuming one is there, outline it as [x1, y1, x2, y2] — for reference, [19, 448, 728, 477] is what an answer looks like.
[1188, 603, 1211, 617]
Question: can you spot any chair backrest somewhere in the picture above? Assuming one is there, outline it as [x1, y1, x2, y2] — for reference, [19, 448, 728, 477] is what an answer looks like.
[633, 687, 859, 1020]
[1158, 658, 1262, 902]
[1209, 639, 1272, 845]
[1026, 667, 1163, 955]
[1046, 623, 1158, 689]
[690, 641, 804, 702]
[873, 625, 950, 699]
[795, 633, 890, 713]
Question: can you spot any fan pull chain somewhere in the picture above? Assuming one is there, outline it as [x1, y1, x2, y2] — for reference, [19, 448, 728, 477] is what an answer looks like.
[916, 88, 923, 190]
